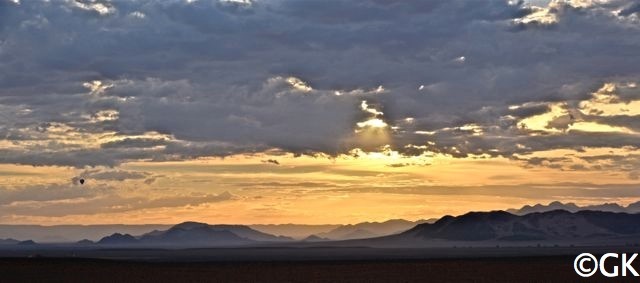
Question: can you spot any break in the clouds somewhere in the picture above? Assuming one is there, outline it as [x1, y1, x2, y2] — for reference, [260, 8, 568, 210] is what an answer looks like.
[1, 0, 640, 172]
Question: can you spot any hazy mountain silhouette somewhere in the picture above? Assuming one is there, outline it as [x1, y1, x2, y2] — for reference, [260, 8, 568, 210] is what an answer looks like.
[6, 210, 640, 250]
[350, 210, 640, 247]
[97, 233, 138, 245]
[16, 240, 37, 246]
[163, 222, 293, 242]
[506, 201, 639, 215]
[302, 235, 330, 242]
[76, 239, 95, 245]
[0, 224, 171, 242]
[249, 224, 341, 240]
[138, 227, 249, 246]
[336, 229, 377, 240]
[0, 238, 19, 245]
[96, 222, 291, 247]
[317, 219, 435, 240]
[250, 219, 436, 240]
[83, 210, 640, 248]
[0, 220, 434, 242]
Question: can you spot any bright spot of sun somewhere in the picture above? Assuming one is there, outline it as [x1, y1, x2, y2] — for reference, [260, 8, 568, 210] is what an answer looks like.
[353, 99, 390, 147]
[357, 118, 388, 129]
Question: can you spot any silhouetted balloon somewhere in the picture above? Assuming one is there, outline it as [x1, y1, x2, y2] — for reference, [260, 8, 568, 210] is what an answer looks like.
[79, 179, 85, 185]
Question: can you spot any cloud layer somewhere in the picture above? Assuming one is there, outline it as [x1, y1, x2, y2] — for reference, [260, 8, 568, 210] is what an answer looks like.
[1, 0, 639, 172]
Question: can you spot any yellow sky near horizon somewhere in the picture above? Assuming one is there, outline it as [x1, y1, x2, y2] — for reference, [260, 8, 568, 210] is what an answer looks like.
[2, 147, 639, 225]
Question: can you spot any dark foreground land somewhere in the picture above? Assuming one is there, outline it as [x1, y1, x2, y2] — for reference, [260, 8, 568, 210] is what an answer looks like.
[2, 247, 639, 282]
[0, 256, 628, 283]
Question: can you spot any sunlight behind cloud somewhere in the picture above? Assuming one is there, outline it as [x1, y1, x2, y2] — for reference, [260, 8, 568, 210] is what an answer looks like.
[2, 0, 640, 226]
[569, 121, 635, 133]
[357, 119, 387, 129]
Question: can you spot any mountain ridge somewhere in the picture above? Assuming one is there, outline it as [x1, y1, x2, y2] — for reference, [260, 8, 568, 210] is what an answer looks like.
[316, 219, 435, 240]
[507, 201, 640, 215]
[96, 222, 290, 247]
[355, 209, 640, 247]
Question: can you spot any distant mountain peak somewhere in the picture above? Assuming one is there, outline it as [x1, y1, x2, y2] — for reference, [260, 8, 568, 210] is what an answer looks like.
[97, 233, 138, 245]
[172, 221, 210, 230]
[17, 240, 37, 245]
[90, 221, 294, 247]
[302, 235, 330, 242]
[0, 238, 19, 245]
[317, 219, 430, 240]
[76, 239, 94, 245]
[507, 201, 638, 215]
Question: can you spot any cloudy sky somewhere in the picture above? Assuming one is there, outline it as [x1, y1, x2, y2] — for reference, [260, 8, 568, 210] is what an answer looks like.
[1, 0, 640, 224]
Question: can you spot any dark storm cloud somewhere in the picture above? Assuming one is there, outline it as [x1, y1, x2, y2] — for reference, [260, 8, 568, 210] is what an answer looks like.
[100, 138, 170, 149]
[403, 130, 640, 159]
[619, 2, 640, 16]
[1, 0, 640, 168]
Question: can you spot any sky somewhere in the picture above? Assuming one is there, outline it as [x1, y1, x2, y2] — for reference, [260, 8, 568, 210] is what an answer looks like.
[1, 0, 640, 225]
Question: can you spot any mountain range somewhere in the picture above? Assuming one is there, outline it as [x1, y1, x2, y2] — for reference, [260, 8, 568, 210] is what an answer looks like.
[96, 222, 292, 247]
[316, 219, 435, 240]
[348, 210, 640, 248]
[248, 224, 340, 240]
[0, 220, 432, 242]
[507, 201, 640, 215]
[4, 201, 640, 248]
[0, 224, 172, 242]
[47, 210, 640, 248]
[0, 238, 19, 245]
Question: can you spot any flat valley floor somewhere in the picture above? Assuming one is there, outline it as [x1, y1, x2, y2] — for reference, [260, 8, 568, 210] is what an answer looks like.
[2, 247, 639, 283]
[0, 256, 628, 282]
